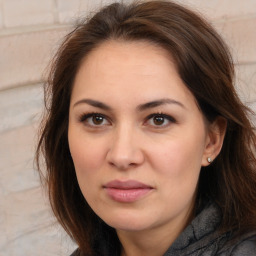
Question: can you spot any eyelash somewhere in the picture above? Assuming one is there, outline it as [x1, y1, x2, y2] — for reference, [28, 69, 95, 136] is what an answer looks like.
[145, 113, 177, 127]
[78, 112, 176, 128]
[79, 112, 110, 126]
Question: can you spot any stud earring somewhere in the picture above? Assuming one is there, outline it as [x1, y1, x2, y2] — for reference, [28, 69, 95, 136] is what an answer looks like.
[207, 157, 212, 163]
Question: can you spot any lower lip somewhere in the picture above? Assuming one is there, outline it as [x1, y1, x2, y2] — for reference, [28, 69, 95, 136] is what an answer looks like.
[104, 188, 152, 203]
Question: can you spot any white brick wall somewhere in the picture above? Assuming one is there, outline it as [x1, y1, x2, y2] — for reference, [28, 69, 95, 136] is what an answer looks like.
[0, 1, 3, 29]
[0, 28, 69, 90]
[176, 0, 256, 20]
[0, 1, 255, 255]
[3, 0, 55, 27]
[215, 18, 256, 63]
[56, 0, 81, 24]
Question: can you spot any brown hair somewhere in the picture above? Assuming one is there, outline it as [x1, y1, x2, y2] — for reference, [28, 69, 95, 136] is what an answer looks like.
[36, 1, 256, 255]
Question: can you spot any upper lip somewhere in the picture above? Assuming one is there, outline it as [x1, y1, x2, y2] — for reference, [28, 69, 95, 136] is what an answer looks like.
[103, 180, 153, 189]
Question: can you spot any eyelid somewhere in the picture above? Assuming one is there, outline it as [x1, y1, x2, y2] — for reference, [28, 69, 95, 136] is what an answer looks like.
[78, 112, 176, 128]
[144, 113, 176, 127]
[146, 113, 176, 122]
[79, 112, 111, 126]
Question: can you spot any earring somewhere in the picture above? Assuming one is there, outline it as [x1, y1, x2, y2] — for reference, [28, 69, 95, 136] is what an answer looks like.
[207, 157, 212, 163]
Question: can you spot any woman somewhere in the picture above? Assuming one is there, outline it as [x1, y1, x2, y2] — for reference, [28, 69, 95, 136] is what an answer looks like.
[36, 1, 256, 255]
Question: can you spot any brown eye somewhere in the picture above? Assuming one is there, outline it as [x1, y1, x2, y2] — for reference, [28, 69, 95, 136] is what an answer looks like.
[92, 115, 104, 125]
[80, 113, 110, 127]
[145, 113, 176, 128]
[153, 116, 165, 125]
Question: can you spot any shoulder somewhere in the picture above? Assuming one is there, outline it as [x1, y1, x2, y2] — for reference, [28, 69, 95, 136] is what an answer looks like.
[218, 233, 256, 256]
[229, 234, 256, 255]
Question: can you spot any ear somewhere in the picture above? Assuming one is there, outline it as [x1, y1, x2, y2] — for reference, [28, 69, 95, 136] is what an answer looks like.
[201, 116, 227, 166]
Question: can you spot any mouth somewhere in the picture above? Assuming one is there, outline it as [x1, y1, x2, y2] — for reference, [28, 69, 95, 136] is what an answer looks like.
[103, 180, 153, 203]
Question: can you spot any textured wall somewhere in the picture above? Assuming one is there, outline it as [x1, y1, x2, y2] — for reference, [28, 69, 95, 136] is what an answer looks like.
[0, 0, 255, 255]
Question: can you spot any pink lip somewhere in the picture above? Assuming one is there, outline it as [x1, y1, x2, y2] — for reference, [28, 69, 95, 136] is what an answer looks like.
[103, 180, 153, 203]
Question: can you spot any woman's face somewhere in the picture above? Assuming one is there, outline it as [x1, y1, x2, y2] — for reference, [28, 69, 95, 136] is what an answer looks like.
[68, 40, 212, 235]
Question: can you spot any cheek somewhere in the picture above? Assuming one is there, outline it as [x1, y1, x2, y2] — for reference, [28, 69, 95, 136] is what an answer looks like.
[150, 136, 205, 209]
[147, 126, 206, 193]
[68, 130, 108, 206]
[68, 128, 107, 179]
[151, 139, 204, 175]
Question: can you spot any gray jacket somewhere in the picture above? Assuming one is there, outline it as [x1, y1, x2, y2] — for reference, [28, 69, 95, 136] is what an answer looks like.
[164, 201, 256, 255]
[70, 201, 256, 255]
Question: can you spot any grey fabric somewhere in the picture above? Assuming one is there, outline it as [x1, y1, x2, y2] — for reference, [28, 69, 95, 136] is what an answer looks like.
[70, 201, 256, 255]
[164, 201, 256, 255]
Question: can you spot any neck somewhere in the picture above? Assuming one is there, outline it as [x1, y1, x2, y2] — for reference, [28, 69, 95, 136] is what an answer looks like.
[117, 210, 194, 256]
[119, 230, 175, 256]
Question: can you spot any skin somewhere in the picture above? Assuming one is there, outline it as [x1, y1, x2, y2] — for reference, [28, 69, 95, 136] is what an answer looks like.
[68, 40, 225, 256]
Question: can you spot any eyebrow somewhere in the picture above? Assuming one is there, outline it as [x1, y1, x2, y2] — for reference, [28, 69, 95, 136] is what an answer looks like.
[73, 98, 185, 111]
[136, 98, 185, 111]
[73, 99, 112, 110]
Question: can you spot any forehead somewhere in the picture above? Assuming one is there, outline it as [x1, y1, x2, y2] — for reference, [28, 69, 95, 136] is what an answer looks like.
[77, 40, 175, 79]
[71, 40, 196, 109]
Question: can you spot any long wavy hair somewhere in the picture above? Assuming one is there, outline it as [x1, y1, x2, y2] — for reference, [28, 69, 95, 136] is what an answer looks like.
[36, 1, 256, 255]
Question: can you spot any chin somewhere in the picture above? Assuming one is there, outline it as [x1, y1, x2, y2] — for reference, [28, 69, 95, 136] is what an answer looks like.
[100, 209, 155, 232]
[108, 220, 150, 232]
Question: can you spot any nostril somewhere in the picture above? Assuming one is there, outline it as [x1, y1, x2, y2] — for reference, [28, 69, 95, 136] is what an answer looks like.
[108, 161, 133, 170]
[107, 152, 143, 170]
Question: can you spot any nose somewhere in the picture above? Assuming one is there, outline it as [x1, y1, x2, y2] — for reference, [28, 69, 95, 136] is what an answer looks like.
[106, 125, 145, 170]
